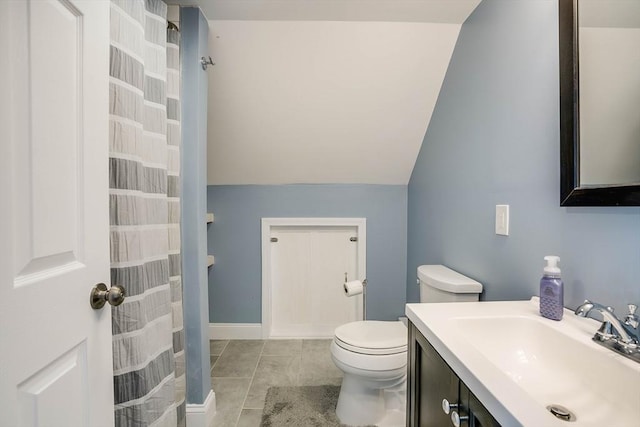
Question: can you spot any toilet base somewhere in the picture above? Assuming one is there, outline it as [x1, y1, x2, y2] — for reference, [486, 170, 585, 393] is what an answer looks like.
[335, 374, 384, 426]
[377, 385, 406, 427]
[335, 374, 406, 426]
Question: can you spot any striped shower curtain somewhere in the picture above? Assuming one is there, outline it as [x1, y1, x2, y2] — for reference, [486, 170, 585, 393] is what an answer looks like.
[109, 0, 185, 425]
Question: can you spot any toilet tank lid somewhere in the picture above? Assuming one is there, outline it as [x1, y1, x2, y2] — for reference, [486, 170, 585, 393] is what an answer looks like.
[417, 265, 482, 293]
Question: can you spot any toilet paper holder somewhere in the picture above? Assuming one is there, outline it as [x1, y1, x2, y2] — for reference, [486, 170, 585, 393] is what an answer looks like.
[344, 273, 367, 321]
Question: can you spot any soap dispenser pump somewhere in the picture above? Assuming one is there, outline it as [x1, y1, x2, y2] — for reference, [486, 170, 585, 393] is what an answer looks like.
[540, 256, 564, 321]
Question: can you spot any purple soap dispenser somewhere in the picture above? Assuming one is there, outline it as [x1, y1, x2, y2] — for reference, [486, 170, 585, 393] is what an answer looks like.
[540, 256, 564, 321]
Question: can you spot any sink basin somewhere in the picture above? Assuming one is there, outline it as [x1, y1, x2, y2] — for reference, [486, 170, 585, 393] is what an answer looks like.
[456, 315, 639, 425]
[406, 298, 640, 426]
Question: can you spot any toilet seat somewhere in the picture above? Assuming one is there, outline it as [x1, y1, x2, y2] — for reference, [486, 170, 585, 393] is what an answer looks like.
[334, 320, 407, 355]
[331, 340, 407, 372]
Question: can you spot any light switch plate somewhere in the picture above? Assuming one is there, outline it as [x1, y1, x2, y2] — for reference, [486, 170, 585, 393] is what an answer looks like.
[495, 205, 509, 236]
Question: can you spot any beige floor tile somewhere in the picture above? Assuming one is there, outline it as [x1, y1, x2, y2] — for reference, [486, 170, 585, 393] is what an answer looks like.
[262, 339, 302, 356]
[236, 409, 263, 427]
[244, 355, 301, 409]
[211, 339, 344, 426]
[300, 340, 342, 382]
[302, 338, 332, 352]
[224, 340, 265, 355]
[212, 340, 265, 378]
[211, 377, 252, 427]
[210, 340, 229, 356]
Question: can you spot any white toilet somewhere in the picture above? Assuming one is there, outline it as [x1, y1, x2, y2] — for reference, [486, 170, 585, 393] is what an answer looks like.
[330, 265, 483, 426]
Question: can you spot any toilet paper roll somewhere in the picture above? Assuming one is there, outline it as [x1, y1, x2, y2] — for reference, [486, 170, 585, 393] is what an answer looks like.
[344, 280, 363, 297]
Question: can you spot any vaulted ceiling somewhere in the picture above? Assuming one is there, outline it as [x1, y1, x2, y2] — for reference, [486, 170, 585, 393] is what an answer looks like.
[170, 0, 481, 185]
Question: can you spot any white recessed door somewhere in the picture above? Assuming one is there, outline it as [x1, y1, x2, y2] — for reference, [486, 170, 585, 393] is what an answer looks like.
[0, 1, 113, 426]
[270, 226, 361, 337]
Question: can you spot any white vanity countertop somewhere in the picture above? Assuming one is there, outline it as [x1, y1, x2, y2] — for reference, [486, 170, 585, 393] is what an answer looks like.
[406, 298, 640, 427]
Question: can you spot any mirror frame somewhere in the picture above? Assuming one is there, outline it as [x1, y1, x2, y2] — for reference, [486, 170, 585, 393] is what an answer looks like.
[559, 0, 640, 206]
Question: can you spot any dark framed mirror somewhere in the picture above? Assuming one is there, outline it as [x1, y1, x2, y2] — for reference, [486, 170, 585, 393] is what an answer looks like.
[559, 0, 640, 206]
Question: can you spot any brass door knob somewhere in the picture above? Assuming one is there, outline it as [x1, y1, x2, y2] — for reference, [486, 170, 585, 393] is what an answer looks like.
[90, 283, 126, 309]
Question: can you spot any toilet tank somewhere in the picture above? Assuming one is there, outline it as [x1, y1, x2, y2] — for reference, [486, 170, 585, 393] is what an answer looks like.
[418, 265, 482, 303]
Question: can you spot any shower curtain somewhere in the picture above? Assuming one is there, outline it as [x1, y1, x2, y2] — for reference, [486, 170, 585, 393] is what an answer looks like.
[109, 0, 185, 425]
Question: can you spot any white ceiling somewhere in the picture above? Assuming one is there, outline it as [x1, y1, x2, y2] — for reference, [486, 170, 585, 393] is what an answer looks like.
[170, 0, 481, 23]
[171, 0, 481, 185]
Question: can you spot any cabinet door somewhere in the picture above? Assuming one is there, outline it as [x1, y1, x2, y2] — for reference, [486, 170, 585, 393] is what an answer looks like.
[464, 383, 501, 427]
[408, 323, 459, 427]
[408, 323, 502, 427]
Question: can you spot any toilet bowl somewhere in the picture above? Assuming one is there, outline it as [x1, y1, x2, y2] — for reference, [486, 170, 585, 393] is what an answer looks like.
[330, 320, 407, 426]
[331, 265, 484, 426]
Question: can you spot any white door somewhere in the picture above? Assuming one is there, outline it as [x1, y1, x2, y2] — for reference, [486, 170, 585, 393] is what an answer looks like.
[270, 226, 361, 337]
[0, 1, 113, 426]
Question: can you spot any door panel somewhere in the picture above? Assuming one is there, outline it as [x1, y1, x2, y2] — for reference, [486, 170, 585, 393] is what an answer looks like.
[270, 226, 360, 337]
[308, 228, 359, 326]
[0, 1, 112, 425]
[271, 230, 309, 330]
[13, 0, 83, 284]
[18, 342, 88, 427]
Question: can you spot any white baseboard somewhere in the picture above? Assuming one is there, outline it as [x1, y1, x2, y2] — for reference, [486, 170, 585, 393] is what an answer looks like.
[269, 324, 335, 338]
[209, 323, 263, 340]
[186, 389, 216, 427]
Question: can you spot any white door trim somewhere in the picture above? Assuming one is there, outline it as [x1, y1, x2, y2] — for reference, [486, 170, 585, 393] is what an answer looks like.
[261, 217, 367, 339]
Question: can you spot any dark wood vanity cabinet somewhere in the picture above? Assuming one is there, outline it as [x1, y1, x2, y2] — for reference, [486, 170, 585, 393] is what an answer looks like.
[407, 322, 501, 427]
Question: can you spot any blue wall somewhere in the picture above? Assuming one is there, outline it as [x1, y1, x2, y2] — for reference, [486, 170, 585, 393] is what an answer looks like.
[407, 0, 640, 315]
[207, 184, 408, 323]
[180, 7, 211, 405]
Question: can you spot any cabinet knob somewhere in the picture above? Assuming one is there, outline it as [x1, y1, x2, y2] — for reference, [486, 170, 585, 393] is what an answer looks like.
[451, 410, 469, 427]
[442, 398, 458, 415]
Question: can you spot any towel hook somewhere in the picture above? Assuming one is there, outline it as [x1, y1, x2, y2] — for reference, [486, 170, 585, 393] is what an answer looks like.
[201, 56, 215, 70]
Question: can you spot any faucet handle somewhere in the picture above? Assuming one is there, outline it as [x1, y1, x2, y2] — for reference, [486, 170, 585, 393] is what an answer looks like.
[596, 321, 614, 337]
[625, 304, 639, 329]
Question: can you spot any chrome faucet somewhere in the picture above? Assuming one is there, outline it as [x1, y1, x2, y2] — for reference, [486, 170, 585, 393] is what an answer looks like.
[575, 300, 640, 363]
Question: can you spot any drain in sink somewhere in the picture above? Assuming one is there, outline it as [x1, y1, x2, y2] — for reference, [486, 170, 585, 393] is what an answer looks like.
[546, 404, 576, 422]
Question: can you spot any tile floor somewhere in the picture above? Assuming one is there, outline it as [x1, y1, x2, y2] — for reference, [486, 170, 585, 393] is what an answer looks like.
[210, 339, 343, 427]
